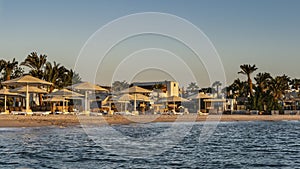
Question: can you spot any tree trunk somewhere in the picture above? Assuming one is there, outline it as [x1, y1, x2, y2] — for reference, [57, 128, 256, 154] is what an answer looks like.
[248, 75, 253, 97]
[6, 71, 11, 80]
[49, 85, 55, 93]
[39, 93, 43, 106]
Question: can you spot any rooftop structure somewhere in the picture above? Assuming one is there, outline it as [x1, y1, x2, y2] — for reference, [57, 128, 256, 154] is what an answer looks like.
[131, 81, 179, 97]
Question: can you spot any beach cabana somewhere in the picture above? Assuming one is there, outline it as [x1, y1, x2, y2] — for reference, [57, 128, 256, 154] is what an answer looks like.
[112, 94, 133, 112]
[46, 89, 83, 112]
[158, 96, 189, 112]
[67, 82, 108, 112]
[119, 86, 152, 113]
[188, 92, 213, 113]
[0, 87, 22, 113]
[1, 75, 52, 112]
[11, 86, 48, 110]
[203, 98, 227, 113]
[43, 96, 69, 113]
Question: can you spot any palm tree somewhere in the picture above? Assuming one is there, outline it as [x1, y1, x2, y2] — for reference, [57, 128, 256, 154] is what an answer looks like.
[20, 52, 47, 79]
[250, 73, 272, 111]
[212, 81, 222, 98]
[44, 61, 61, 92]
[152, 83, 165, 100]
[21, 52, 48, 105]
[200, 87, 214, 94]
[112, 81, 129, 92]
[56, 66, 75, 88]
[268, 75, 290, 110]
[0, 58, 19, 80]
[238, 64, 258, 97]
[254, 72, 272, 92]
[10, 66, 24, 80]
[71, 71, 81, 85]
[290, 78, 300, 90]
[187, 82, 199, 95]
[44, 62, 81, 90]
[230, 78, 248, 98]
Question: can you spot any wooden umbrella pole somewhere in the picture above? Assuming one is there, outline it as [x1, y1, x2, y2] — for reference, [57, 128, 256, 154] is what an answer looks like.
[198, 98, 201, 113]
[26, 84, 30, 112]
[134, 93, 137, 112]
[4, 95, 7, 112]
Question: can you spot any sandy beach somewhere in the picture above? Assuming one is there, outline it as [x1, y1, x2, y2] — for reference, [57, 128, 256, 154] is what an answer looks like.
[0, 114, 299, 127]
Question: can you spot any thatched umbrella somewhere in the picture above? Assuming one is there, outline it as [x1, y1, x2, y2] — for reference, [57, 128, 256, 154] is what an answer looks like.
[1, 75, 52, 112]
[119, 86, 152, 112]
[46, 89, 83, 112]
[188, 92, 213, 113]
[46, 88, 83, 98]
[158, 96, 189, 112]
[0, 87, 21, 113]
[112, 94, 133, 112]
[43, 96, 69, 112]
[67, 82, 108, 112]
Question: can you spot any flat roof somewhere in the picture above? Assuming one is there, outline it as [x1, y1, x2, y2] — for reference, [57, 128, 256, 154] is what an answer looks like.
[131, 81, 177, 86]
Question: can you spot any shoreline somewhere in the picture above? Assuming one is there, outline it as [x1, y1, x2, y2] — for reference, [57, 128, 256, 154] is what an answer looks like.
[0, 114, 299, 128]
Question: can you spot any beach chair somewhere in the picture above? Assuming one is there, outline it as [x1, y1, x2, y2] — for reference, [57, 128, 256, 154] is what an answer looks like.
[42, 111, 51, 116]
[25, 112, 33, 116]
[0, 111, 10, 115]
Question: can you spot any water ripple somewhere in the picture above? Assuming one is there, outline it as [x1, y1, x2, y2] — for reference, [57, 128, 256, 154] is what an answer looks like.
[1, 121, 300, 168]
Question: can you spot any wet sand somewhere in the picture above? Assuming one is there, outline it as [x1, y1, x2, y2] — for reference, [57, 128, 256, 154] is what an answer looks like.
[0, 114, 299, 127]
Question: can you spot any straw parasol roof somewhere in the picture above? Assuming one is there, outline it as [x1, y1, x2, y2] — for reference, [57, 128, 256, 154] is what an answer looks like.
[135, 93, 151, 102]
[159, 96, 189, 103]
[112, 93, 150, 102]
[113, 94, 134, 102]
[67, 82, 108, 91]
[120, 86, 152, 94]
[0, 87, 21, 96]
[11, 86, 48, 94]
[46, 88, 83, 97]
[1, 75, 52, 86]
[203, 98, 226, 102]
[188, 92, 213, 99]
[43, 96, 66, 102]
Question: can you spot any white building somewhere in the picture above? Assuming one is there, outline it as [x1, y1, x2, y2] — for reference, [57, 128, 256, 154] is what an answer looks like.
[131, 81, 179, 97]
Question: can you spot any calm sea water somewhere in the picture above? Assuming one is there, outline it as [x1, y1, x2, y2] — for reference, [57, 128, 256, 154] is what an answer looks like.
[1, 121, 300, 168]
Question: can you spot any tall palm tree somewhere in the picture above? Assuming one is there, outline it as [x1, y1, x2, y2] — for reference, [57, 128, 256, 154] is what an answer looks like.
[230, 78, 248, 98]
[254, 72, 271, 92]
[251, 73, 272, 111]
[71, 71, 81, 85]
[238, 64, 258, 97]
[187, 82, 199, 95]
[268, 75, 290, 110]
[212, 81, 222, 98]
[55, 66, 71, 88]
[20, 52, 47, 79]
[21, 52, 48, 105]
[0, 58, 19, 80]
[44, 61, 61, 92]
[112, 81, 129, 92]
[152, 83, 165, 100]
[290, 78, 300, 90]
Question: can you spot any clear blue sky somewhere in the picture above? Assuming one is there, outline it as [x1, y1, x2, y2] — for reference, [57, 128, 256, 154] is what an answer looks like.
[0, 0, 299, 87]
